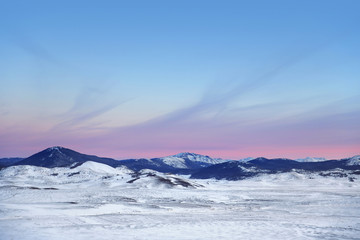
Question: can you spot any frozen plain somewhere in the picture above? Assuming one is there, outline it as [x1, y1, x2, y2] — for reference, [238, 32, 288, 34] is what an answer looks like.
[0, 162, 359, 240]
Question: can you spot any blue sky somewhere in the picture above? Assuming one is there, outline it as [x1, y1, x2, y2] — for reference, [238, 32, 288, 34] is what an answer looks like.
[1, 0, 359, 159]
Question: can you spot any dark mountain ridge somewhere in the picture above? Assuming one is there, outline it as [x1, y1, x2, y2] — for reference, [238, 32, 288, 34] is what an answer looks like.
[191, 156, 360, 180]
[0, 157, 24, 168]
[15, 146, 121, 168]
[4, 146, 360, 180]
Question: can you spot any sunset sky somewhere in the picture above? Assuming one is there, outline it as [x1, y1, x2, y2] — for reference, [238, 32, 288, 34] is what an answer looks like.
[1, 0, 359, 159]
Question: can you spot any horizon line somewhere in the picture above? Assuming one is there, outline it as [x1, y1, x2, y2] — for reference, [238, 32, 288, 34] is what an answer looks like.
[1, 145, 359, 161]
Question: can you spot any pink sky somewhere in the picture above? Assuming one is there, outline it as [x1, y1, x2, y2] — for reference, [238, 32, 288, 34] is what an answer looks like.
[1, 1, 359, 160]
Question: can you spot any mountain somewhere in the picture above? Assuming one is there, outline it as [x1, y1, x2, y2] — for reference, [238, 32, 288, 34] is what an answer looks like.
[345, 155, 360, 166]
[295, 157, 327, 162]
[117, 152, 227, 174]
[15, 146, 121, 168]
[248, 157, 301, 171]
[191, 156, 360, 180]
[3, 147, 360, 181]
[9, 148, 227, 174]
[171, 152, 226, 165]
[191, 161, 259, 180]
[0, 157, 24, 169]
[238, 157, 255, 162]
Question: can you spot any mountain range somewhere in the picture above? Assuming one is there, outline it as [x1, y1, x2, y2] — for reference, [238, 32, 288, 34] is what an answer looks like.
[1, 146, 359, 180]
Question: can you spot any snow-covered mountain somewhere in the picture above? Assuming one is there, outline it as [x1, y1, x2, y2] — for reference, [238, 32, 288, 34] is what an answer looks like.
[2, 147, 360, 180]
[118, 152, 228, 174]
[238, 157, 255, 162]
[191, 157, 360, 180]
[11, 147, 229, 173]
[295, 157, 327, 162]
[15, 146, 121, 168]
[346, 155, 360, 165]
[170, 152, 226, 165]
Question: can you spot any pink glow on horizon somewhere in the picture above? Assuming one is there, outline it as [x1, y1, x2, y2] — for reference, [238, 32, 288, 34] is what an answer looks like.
[106, 145, 360, 160]
[13, 144, 356, 161]
[1, 101, 359, 160]
[0, 122, 359, 160]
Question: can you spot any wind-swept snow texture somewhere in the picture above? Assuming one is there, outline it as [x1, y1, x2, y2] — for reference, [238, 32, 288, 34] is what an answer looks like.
[0, 163, 360, 240]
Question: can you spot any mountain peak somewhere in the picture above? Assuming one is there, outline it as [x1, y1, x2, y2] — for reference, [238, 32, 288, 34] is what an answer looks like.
[168, 152, 226, 165]
[46, 146, 65, 151]
[172, 152, 210, 158]
[15, 146, 120, 168]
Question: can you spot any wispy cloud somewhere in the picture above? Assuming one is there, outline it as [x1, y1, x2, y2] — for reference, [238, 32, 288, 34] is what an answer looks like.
[6, 30, 63, 66]
[117, 48, 321, 130]
[52, 87, 128, 131]
[54, 101, 125, 130]
[71, 50, 332, 155]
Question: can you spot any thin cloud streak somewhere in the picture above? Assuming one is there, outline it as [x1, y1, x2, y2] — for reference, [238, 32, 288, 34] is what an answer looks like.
[53, 101, 126, 130]
[70, 49, 360, 158]
[6, 29, 63, 66]
[52, 86, 129, 131]
[132, 46, 324, 130]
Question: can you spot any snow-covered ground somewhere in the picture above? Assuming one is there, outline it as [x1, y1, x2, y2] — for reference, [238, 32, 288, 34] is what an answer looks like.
[0, 162, 359, 240]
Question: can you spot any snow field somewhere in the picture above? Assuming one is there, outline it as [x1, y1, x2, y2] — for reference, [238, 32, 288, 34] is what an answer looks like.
[0, 163, 359, 240]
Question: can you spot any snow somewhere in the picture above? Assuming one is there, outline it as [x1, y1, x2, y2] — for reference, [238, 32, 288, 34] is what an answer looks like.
[75, 161, 119, 174]
[0, 164, 359, 240]
[171, 152, 226, 164]
[295, 157, 328, 162]
[145, 153, 228, 169]
[47, 146, 64, 152]
[238, 157, 255, 162]
[161, 157, 187, 168]
[347, 155, 360, 165]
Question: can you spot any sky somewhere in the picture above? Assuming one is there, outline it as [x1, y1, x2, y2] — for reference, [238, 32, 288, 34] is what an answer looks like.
[1, 0, 360, 159]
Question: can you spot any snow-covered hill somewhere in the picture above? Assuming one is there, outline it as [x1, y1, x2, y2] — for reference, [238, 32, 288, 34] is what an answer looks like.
[1, 160, 359, 240]
[0, 161, 200, 189]
[0, 161, 131, 186]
